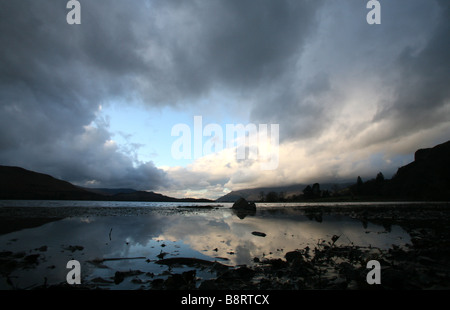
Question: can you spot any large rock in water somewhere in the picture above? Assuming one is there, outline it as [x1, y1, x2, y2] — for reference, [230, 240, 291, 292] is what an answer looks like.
[232, 198, 256, 211]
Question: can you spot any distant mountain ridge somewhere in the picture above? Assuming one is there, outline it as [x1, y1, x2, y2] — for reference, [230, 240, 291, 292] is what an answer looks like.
[0, 165, 211, 202]
[216, 183, 351, 202]
[0, 165, 102, 200]
[81, 187, 138, 196]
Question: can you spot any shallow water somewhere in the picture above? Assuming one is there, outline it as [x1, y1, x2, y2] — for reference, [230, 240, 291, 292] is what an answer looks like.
[0, 202, 412, 289]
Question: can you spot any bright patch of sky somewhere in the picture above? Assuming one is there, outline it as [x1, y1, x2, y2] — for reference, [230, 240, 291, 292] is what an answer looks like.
[99, 90, 252, 170]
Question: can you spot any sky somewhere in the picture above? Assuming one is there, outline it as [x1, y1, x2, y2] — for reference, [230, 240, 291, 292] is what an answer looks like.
[1, 0, 449, 200]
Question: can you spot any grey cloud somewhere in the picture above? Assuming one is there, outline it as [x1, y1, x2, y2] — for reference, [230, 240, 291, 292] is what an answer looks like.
[374, 1, 450, 127]
[251, 71, 332, 141]
[26, 120, 168, 190]
[197, 0, 322, 89]
[0, 0, 325, 115]
[0, 0, 324, 190]
[138, 0, 326, 103]
[0, 1, 172, 189]
[251, 0, 450, 146]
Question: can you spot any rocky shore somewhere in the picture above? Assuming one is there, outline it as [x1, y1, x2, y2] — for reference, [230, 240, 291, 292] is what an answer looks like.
[140, 202, 450, 290]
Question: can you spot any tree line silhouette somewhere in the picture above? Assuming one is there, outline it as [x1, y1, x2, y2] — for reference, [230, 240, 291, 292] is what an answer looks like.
[257, 172, 388, 202]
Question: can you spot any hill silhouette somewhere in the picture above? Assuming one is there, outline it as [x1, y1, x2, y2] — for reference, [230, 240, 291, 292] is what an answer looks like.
[0, 165, 102, 200]
[351, 140, 450, 201]
[0, 165, 211, 202]
[385, 140, 450, 200]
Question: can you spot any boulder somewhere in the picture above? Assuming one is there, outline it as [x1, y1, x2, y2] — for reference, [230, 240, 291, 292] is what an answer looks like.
[252, 231, 266, 237]
[231, 198, 256, 211]
[285, 250, 304, 263]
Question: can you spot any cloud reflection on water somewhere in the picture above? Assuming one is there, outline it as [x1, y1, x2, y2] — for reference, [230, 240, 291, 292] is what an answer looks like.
[0, 208, 410, 289]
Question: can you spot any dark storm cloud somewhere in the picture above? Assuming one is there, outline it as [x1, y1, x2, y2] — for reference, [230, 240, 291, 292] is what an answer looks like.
[0, 0, 324, 189]
[0, 1, 138, 147]
[0, 1, 166, 189]
[189, 0, 321, 89]
[359, 0, 450, 151]
[0, 0, 326, 189]
[373, 0, 450, 132]
[251, 0, 450, 145]
[140, 0, 325, 102]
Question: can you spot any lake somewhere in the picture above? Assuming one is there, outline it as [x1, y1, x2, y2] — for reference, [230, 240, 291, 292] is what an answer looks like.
[0, 200, 417, 289]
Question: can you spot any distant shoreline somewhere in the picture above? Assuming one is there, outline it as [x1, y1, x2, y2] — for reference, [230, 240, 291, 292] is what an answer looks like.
[1, 198, 449, 206]
[1, 200, 449, 237]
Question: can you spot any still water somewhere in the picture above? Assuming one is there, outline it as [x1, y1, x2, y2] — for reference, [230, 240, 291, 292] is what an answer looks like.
[0, 201, 411, 289]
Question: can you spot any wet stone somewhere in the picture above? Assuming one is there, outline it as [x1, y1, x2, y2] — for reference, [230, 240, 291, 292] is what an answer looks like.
[285, 250, 304, 263]
[252, 231, 266, 237]
[64, 245, 84, 253]
[24, 254, 40, 265]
